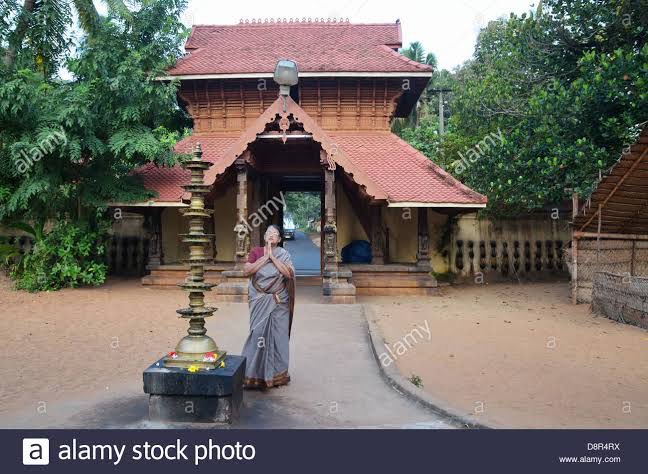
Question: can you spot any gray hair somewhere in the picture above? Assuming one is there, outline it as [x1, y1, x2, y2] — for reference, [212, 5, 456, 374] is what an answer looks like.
[265, 224, 281, 237]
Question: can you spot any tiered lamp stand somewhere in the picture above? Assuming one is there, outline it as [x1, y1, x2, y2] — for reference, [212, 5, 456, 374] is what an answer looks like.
[143, 143, 245, 423]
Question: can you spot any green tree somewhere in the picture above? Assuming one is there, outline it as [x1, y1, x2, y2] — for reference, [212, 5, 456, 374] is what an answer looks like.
[0, 0, 190, 289]
[394, 41, 440, 131]
[401, 41, 437, 67]
[403, 0, 648, 216]
[284, 192, 320, 230]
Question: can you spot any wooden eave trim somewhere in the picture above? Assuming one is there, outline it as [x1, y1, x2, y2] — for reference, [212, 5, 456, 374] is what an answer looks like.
[573, 231, 648, 241]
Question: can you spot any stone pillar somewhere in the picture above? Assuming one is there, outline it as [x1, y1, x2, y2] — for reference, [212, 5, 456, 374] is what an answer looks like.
[215, 159, 250, 302]
[147, 208, 164, 267]
[416, 208, 431, 269]
[321, 162, 356, 303]
[370, 205, 385, 265]
[250, 178, 261, 248]
[233, 160, 250, 268]
[323, 167, 338, 273]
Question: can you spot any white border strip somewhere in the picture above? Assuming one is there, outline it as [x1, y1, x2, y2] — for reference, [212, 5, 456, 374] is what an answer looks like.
[108, 201, 188, 207]
[108, 200, 484, 208]
[157, 71, 433, 80]
[388, 202, 487, 208]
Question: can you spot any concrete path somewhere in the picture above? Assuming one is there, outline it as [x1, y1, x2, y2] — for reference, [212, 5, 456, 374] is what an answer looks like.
[284, 231, 320, 276]
[2, 293, 456, 429]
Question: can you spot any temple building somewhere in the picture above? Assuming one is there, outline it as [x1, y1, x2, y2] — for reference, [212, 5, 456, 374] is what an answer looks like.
[122, 19, 487, 302]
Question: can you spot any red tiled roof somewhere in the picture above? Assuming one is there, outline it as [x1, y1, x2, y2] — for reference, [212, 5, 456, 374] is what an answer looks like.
[135, 136, 238, 201]
[135, 133, 486, 206]
[167, 21, 432, 76]
[330, 132, 487, 204]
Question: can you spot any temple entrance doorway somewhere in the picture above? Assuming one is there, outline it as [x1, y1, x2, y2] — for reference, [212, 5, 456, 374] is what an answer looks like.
[282, 190, 322, 277]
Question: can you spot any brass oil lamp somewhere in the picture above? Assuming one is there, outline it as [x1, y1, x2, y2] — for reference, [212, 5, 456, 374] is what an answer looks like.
[163, 143, 226, 369]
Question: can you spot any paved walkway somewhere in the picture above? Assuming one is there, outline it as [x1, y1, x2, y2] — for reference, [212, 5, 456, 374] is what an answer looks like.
[284, 231, 320, 276]
[0, 279, 455, 429]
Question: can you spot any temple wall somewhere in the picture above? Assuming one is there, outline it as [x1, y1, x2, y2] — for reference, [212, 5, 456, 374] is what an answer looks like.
[161, 207, 186, 264]
[336, 185, 368, 257]
[148, 201, 571, 279]
[384, 207, 417, 263]
[373, 209, 569, 276]
[448, 213, 571, 279]
[213, 184, 237, 262]
[429, 210, 451, 272]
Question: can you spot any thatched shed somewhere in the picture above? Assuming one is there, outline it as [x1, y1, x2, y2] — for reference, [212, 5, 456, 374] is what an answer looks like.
[569, 123, 648, 328]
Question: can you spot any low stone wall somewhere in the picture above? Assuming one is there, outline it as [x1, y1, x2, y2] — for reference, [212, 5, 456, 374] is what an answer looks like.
[592, 272, 648, 329]
[0, 234, 146, 277]
[0, 234, 34, 257]
[449, 214, 570, 280]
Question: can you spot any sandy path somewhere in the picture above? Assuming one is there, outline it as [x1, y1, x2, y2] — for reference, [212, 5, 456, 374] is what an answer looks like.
[363, 282, 648, 428]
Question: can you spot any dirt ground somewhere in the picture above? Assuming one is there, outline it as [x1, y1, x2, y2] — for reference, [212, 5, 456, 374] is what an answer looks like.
[363, 282, 648, 428]
[0, 275, 190, 419]
[1, 275, 646, 428]
[0, 275, 452, 429]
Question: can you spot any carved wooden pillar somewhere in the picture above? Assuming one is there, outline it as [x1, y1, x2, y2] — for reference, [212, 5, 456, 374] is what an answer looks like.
[370, 205, 385, 265]
[250, 177, 261, 248]
[416, 208, 431, 268]
[147, 208, 164, 267]
[323, 166, 338, 273]
[270, 178, 282, 229]
[233, 159, 250, 267]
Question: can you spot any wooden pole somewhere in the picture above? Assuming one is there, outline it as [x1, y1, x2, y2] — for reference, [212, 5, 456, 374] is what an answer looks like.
[438, 91, 444, 135]
[572, 191, 580, 304]
[596, 204, 602, 263]
[430, 88, 451, 135]
[370, 206, 385, 265]
[571, 234, 578, 305]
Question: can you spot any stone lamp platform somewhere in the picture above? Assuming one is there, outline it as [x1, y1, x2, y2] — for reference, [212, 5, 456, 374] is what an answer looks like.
[143, 355, 245, 423]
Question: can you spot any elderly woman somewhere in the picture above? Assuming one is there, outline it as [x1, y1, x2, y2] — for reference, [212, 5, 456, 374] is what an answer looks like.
[241, 224, 295, 389]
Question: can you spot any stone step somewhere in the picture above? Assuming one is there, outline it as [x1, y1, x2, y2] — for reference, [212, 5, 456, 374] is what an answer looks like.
[352, 274, 437, 288]
[142, 269, 226, 286]
[296, 276, 322, 287]
[142, 276, 224, 286]
[356, 287, 439, 296]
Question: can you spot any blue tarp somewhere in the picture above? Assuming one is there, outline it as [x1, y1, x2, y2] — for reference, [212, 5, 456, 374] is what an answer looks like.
[341, 240, 372, 264]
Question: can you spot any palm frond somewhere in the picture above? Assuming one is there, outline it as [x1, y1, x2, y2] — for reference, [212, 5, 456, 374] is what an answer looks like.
[104, 0, 132, 21]
[72, 0, 99, 35]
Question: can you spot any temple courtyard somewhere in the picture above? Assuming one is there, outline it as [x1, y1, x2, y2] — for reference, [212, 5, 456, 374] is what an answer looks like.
[0, 277, 646, 429]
